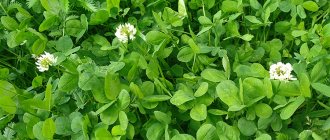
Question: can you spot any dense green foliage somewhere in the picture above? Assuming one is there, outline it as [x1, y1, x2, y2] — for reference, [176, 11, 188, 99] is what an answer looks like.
[0, 0, 330, 139]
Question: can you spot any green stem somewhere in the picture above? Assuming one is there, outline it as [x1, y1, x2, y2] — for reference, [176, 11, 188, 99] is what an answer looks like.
[0, 3, 8, 16]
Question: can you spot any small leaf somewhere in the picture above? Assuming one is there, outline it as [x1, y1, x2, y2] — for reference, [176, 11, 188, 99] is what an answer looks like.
[245, 16, 262, 24]
[0, 96, 16, 114]
[1, 16, 19, 30]
[201, 69, 226, 82]
[154, 111, 171, 124]
[39, 16, 58, 32]
[322, 117, 330, 130]
[32, 39, 47, 55]
[254, 103, 273, 118]
[119, 111, 128, 130]
[42, 118, 56, 139]
[240, 34, 254, 41]
[238, 117, 257, 136]
[170, 90, 195, 106]
[190, 104, 207, 121]
[178, 0, 187, 17]
[302, 1, 319, 12]
[216, 80, 241, 107]
[221, 0, 239, 12]
[297, 5, 306, 19]
[311, 83, 330, 97]
[177, 47, 194, 62]
[89, 10, 109, 25]
[292, 30, 308, 37]
[118, 90, 130, 109]
[56, 36, 73, 52]
[111, 125, 126, 136]
[143, 95, 171, 102]
[299, 73, 311, 98]
[194, 82, 208, 97]
[280, 96, 305, 120]
[104, 72, 121, 100]
[58, 73, 78, 92]
[196, 124, 217, 140]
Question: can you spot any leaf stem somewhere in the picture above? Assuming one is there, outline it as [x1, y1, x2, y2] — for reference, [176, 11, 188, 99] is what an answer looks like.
[0, 3, 8, 16]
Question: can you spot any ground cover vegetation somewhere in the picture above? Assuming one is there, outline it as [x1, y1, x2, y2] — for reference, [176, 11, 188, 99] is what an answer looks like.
[0, 0, 330, 139]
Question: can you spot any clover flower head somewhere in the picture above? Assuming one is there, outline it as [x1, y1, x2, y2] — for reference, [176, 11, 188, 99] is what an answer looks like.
[115, 23, 137, 43]
[35, 52, 57, 72]
[269, 62, 296, 81]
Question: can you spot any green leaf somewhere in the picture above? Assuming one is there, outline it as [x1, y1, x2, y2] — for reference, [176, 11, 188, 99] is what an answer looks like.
[297, 5, 306, 19]
[190, 104, 207, 121]
[177, 47, 194, 62]
[311, 83, 330, 97]
[178, 0, 187, 17]
[299, 73, 311, 98]
[39, 15, 58, 32]
[119, 111, 128, 130]
[302, 1, 319, 12]
[171, 134, 195, 140]
[196, 124, 217, 140]
[0, 96, 16, 114]
[154, 111, 171, 124]
[201, 69, 226, 83]
[322, 117, 330, 130]
[42, 118, 56, 139]
[111, 125, 126, 136]
[216, 80, 241, 107]
[44, 79, 53, 111]
[163, 7, 183, 27]
[249, 0, 262, 10]
[146, 123, 164, 140]
[78, 72, 100, 91]
[1, 16, 19, 30]
[65, 19, 85, 37]
[89, 10, 109, 25]
[104, 72, 121, 100]
[275, 21, 291, 33]
[32, 39, 47, 55]
[292, 30, 308, 37]
[198, 16, 212, 25]
[55, 116, 71, 135]
[255, 134, 272, 140]
[280, 96, 305, 120]
[245, 16, 262, 24]
[188, 38, 200, 54]
[118, 90, 130, 109]
[56, 36, 73, 52]
[221, 0, 239, 12]
[32, 76, 43, 88]
[100, 106, 118, 125]
[240, 34, 254, 41]
[216, 121, 240, 140]
[95, 127, 113, 140]
[143, 95, 171, 102]
[170, 90, 195, 106]
[194, 82, 208, 97]
[130, 82, 144, 99]
[146, 31, 170, 45]
[0, 80, 17, 97]
[310, 60, 327, 83]
[238, 117, 257, 136]
[107, 0, 120, 15]
[254, 103, 273, 118]
[58, 73, 78, 92]
[33, 122, 46, 140]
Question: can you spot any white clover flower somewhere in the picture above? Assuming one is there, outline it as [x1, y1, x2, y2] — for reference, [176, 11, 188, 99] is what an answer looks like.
[269, 62, 296, 81]
[35, 52, 57, 72]
[115, 23, 137, 43]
